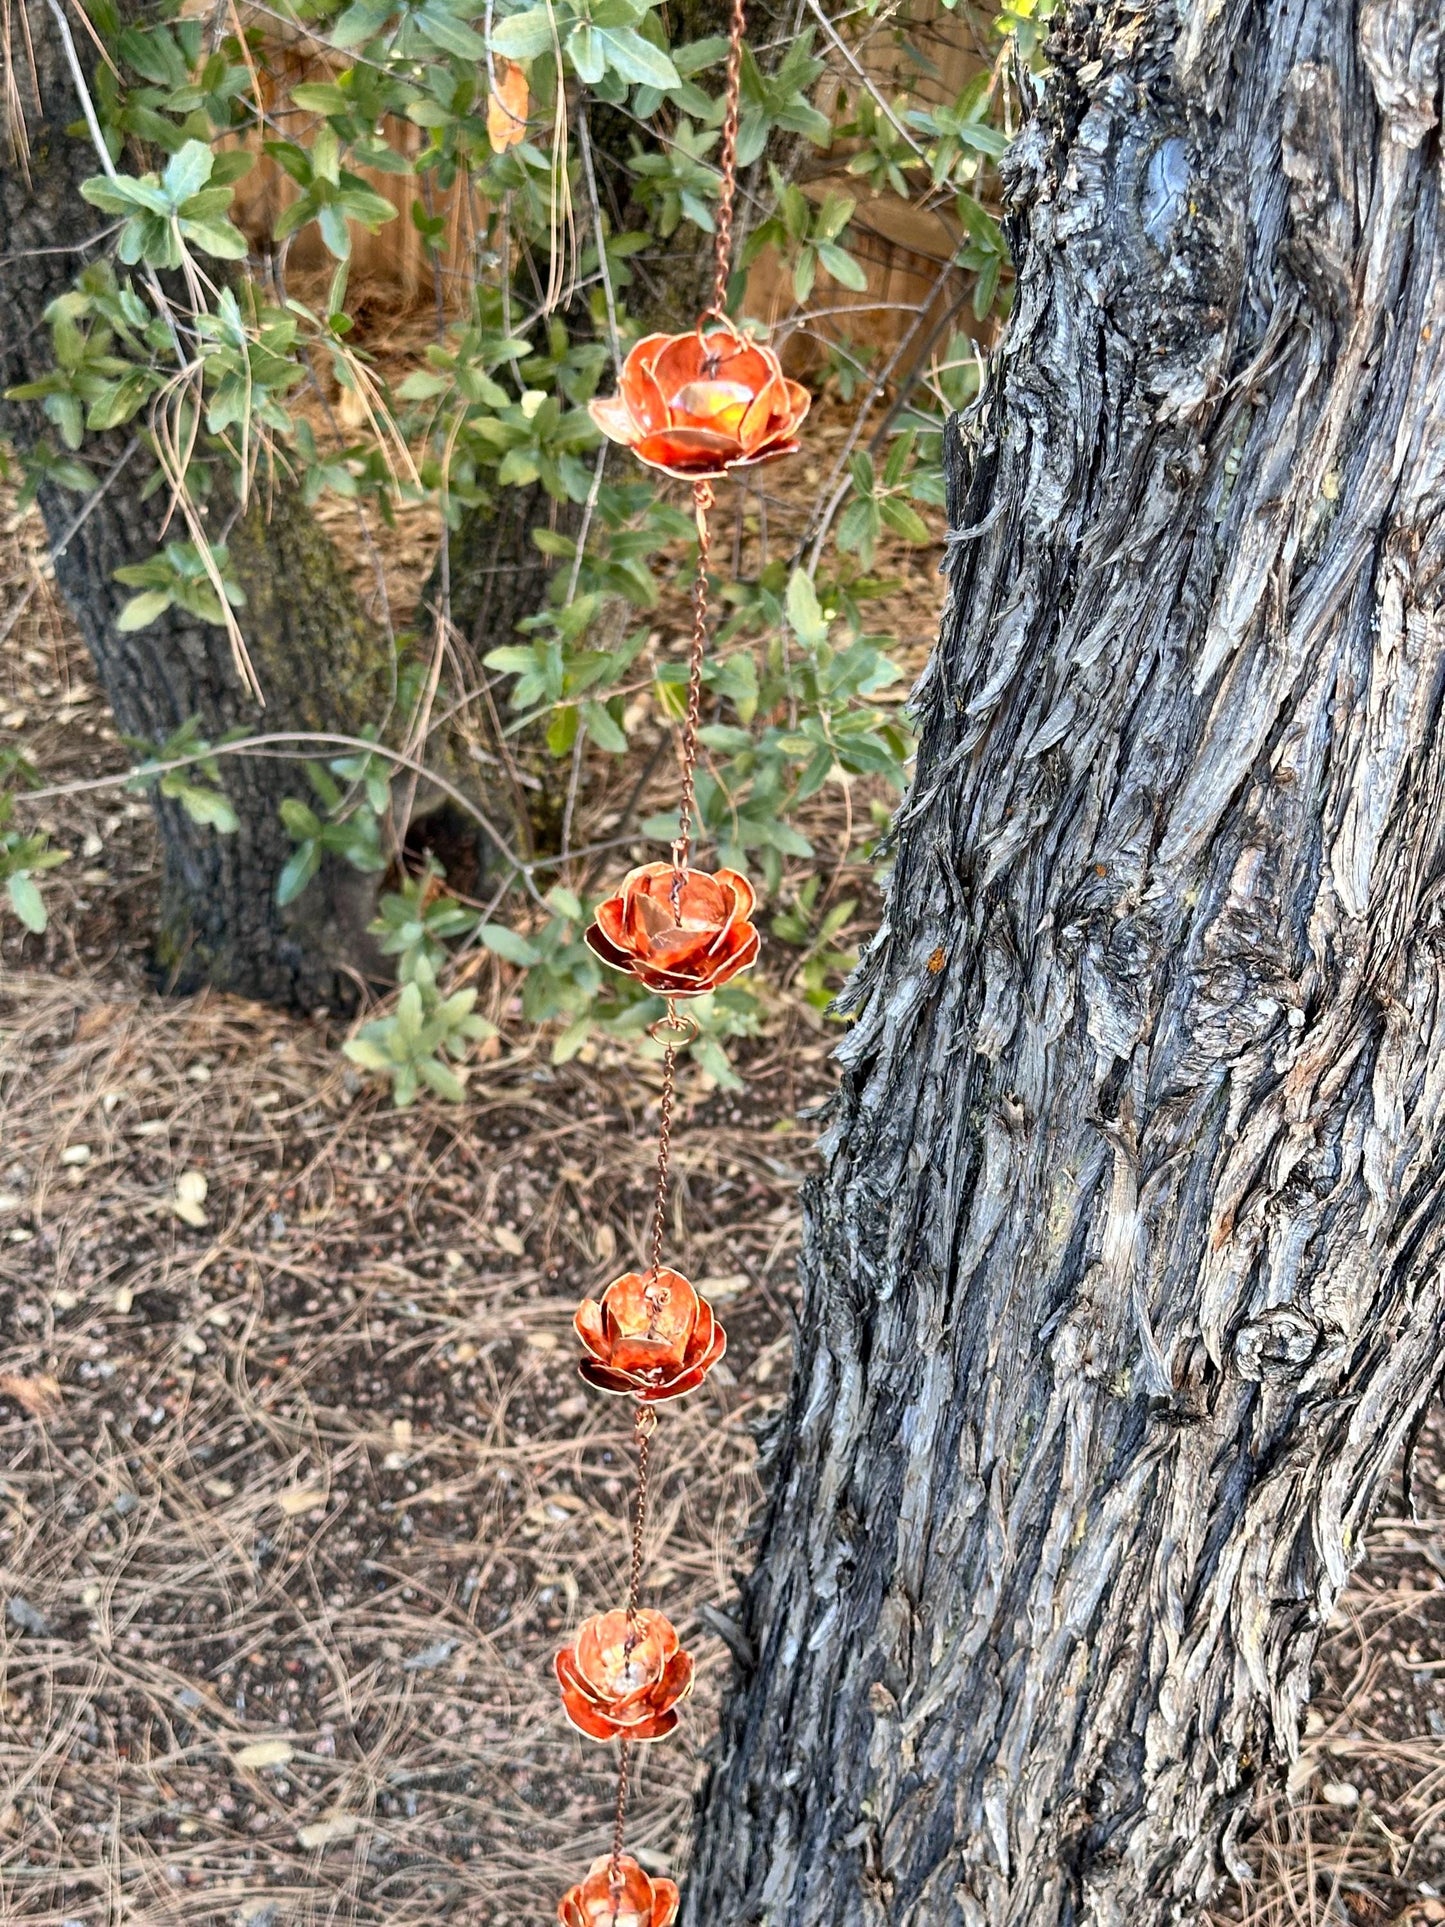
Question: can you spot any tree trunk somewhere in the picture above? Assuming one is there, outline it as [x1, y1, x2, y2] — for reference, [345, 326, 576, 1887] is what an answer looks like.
[686, 0, 1445, 1921]
[2, 0, 397, 1006]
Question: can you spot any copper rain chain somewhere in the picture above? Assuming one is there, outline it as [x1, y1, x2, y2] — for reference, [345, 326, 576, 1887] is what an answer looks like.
[550, 0, 810, 1915]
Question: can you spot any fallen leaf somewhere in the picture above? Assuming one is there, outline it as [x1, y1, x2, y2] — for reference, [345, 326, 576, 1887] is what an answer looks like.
[492, 1225, 526, 1257]
[1320, 1780, 1359, 1807]
[696, 1273, 750, 1300]
[59, 1143, 92, 1166]
[296, 1813, 362, 1849]
[0, 1373, 62, 1419]
[233, 1738, 294, 1770]
[487, 58, 529, 152]
[276, 1486, 326, 1517]
[172, 1169, 209, 1228]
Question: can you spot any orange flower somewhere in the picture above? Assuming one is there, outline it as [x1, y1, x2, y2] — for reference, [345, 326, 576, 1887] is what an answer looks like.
[575, 1267, 725, 1403]
[555, 1609, 694, 1743]
[588, 323, 809, 481]
[585, 863, 759, 998]
[558, 1855, 679, 1927]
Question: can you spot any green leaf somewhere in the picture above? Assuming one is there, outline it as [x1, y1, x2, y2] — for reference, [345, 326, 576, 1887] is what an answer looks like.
[177, 785, 239, 832]
[116, 589, 173, 631]
[418, 1057, 467, 1101]
[552, 1016, 592, 1064]
[489, 7, 553, 57]
[290, 81, 351, 113]
[879, 497, 932, 544]
[330, 0, 396, 45]
[162, 140, 214, 206]
[567, 22, 603, 82]
[414, 2, 487, 57]
[784, 567, 829, 646]
[276, 841, 321, 905]
[279, 798, 323, 840]
[816, 242, 868, 291]
[6, 872, 46, 933]
[595, 26, 678, 87]
[180, 218, 249, 259]
[478, 922, 542, 966]
[583, 700, 628, 754]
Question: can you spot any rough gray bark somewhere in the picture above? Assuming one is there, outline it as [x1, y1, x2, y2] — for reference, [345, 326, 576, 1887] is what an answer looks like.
[685, 0, 1445, 1922]
[1, 0, 394, 1006]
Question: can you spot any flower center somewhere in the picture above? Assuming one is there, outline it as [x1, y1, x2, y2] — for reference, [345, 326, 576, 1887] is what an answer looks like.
[669, 379, 752, 433]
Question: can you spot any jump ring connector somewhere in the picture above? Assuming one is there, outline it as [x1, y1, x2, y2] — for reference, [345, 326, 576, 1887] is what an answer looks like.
[648, 1010, 700, 1048]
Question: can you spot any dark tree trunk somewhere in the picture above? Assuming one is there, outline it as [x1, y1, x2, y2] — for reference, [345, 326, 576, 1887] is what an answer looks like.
[2, 0, 396, 1006]
[686, 0, 1445, 1922]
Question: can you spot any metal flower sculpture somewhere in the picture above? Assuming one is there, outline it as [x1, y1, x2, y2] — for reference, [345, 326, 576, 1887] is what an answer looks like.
[574, 1267, 725, 1403]
[549, 0, 800, 1898]
[555, 1608, 694, 1743]
[588, 323, 809, 482]
[557, 1855, 681, 1927]
[584, 863, 759, 998]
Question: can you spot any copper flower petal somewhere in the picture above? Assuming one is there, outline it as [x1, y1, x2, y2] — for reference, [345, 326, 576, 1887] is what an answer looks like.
[648, 331, 710, 398]
[556, 1649, 623, 1741]
[620, 336, 672, 435]
[680, 1297, 723, 1372]
[724, 439, 803, 472]
[632, 426, 740, 471]
[715, 868, 756, 920]
[614, 1703, 680, 1742]
[593, 888, 632, 950]
[579, 1359, 652, 1397]
[703, 923, 760, 989]
[738, 367, 789, 455]
[651, 1879, 681, 1927]
[618, 864, 674, 944]
[574, 1297, 609, 1360]
[588, 394, 642, 448]
[583, 920, 632, 974]
[638, 1364, 707, 1403]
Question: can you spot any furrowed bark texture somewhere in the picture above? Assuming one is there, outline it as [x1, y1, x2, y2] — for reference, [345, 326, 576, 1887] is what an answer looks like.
[2, 1, 394, 1006]
[685, 0, 1445, 1922]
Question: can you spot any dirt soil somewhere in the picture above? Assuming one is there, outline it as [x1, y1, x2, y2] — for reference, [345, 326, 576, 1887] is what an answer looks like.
[3, 358, 1445, 1927]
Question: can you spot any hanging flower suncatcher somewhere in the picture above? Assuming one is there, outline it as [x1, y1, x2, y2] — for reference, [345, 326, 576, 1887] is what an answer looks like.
[550, 0, 807, 1911]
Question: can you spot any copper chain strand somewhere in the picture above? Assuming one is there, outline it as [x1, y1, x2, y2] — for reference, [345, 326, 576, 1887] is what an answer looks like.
[603, 0, 746, 1904]
[608, 1404, 655, 1893]
[711, 0, 747, 317]
[672, 483, 712, 885]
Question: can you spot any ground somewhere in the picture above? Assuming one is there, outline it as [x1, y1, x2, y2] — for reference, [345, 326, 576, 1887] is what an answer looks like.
[3, 333, 1445, 1927]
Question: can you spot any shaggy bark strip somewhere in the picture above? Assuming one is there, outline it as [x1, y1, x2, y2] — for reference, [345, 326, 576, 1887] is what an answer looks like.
[685, 0, 1445, 1923]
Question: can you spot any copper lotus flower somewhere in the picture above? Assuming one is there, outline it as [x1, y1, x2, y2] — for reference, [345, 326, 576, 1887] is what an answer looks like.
[575, 1267, 725, 1403]
[555, 1608, 694, 1742]
[588, 325, 809, 481]
[585, 863, 759, 998]
[557, 1855, 680, 1927]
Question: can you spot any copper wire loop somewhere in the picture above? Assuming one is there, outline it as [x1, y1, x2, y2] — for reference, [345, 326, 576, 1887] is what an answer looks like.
[648, 1011, 701, 1047]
